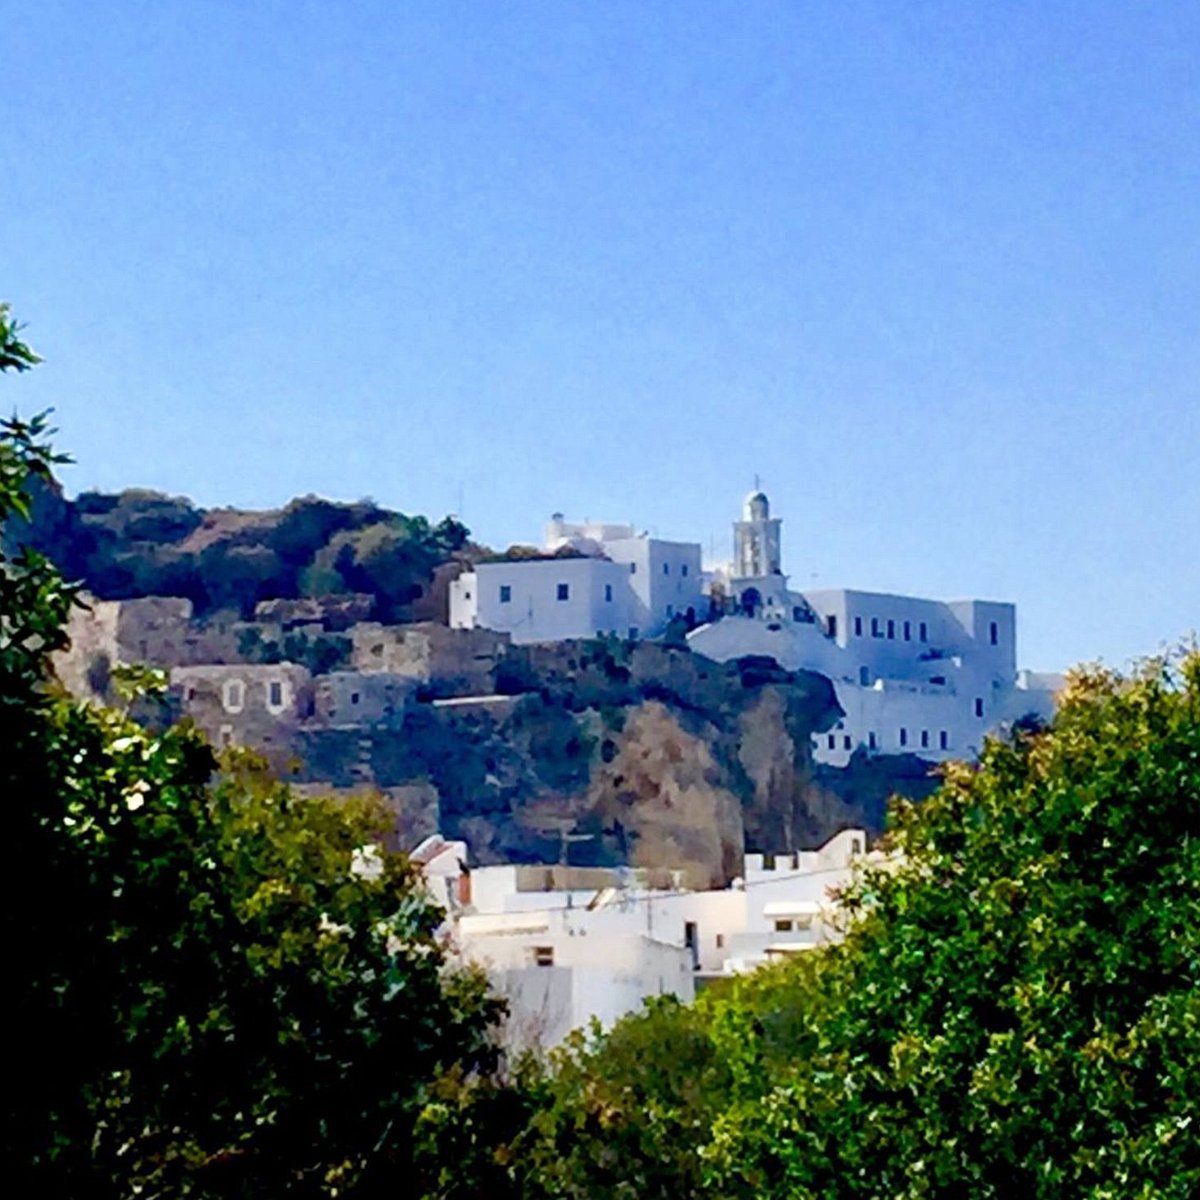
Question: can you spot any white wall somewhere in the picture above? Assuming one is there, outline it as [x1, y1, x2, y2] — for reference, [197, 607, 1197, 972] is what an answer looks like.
[690, 587, 1034, 766]
[450, 557, 632, 643]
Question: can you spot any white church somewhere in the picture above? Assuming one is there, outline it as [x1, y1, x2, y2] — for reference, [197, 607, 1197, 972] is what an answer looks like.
[450, 492, 1061, 765]
[687, 490, 1061, 765]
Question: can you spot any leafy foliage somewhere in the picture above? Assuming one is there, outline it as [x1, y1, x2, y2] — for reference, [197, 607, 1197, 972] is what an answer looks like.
[1, 307, 504, 1197]
[453, 648, 1200, 1198]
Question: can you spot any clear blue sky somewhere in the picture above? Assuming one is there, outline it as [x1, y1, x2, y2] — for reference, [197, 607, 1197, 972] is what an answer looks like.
[4, 1, 1197, 672]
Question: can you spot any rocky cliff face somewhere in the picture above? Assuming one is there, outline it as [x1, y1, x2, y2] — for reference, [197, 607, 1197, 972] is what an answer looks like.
[293, 641, 872, 887]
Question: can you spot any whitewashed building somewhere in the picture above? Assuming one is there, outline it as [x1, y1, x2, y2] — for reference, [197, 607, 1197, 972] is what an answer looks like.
[449, 515, 703, 644]
[689, 491, 1062, 765]
[428, 830, 869, 1048]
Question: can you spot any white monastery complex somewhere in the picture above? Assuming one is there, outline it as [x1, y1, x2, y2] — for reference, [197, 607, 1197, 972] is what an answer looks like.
[451, 490, 1061, 766]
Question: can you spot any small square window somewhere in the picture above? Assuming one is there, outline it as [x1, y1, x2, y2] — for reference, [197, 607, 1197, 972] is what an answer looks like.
[681, 564, 689, 577]
[351, 692, 360, 705]
[919, 622, 928, 642]
[663, 562, 670, 574]
[630, 562, 637, 574]
[716, 933, 724, 948]
[899, 727, 908, 747]
[921, 729, 930, 749]
[556, 583, 569, 601]
[871, 617, 881, 637]
[843, 735, 852, 750]
[827, 733, 836, 749]
[499, 585, 512, 603]
[854, 616, 863, 637]
[868, 731, 878, 750]
[774, 919, 793, 932]
[939, 730, 949, 750]
[859, 666, 870, 686]
[532, 946, 554, 967]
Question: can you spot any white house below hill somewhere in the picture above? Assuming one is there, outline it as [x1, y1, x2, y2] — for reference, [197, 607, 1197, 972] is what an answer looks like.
[428, 829, 871, 1048]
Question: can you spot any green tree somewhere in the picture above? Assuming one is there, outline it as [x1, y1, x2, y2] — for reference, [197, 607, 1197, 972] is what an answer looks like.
[474, 648, 1200, 1199]
[1, 308, 503, 1198]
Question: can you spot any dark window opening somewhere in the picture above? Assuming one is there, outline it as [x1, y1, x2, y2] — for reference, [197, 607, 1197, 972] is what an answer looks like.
[556, 583, 569, 601]
[887, 619, 895, 639]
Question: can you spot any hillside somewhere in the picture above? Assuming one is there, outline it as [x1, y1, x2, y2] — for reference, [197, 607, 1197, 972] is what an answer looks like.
[6, 481, 473, 621]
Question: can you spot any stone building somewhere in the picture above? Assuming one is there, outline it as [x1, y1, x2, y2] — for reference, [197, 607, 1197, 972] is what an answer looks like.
[171, 663, 313, 761]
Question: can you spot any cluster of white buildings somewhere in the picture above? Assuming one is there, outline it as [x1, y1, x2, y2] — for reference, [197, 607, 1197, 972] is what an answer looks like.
[414, 829, 871, 1048]
[450, 491, 1062, 765]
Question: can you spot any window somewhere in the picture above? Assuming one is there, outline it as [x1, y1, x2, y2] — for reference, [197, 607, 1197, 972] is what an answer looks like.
[681, 564, 689, 576]
[499, 584, 512, 604]
[532, 946, 554, 968]
[939, 730, 949, 750]
[464, 591, 471, 600]
[930, 675, 946, 686]
[887, 619, 895, 640]
[828, 615, 838, 639]
[663, 562, 670, 575]
[269, 680, 284, 708]
[716, 933, 724, 949]
[219, 724, 234, 748]
[774, 919, 794, 932]
[843, 735, 852, 750]
[975, 697, 984, 718]
[556, 583, 569, 601]
[628, 627, 638, 640]
[666, 604, 674, 618]
[903, 620, 911, 641]
[871, 617, 881, 637]
[921, 729, 930, 749]
[629, 562, 637, 574]
[990, 620, 999, 645]
[859, 665, 871, 686]
[919, 621, 928, 642]
[868, 731, 878, 750]
[827, 733, 836, 749]
[222, 679, 244, 713]
[854, 616, 863, 637]
[350, 692, 360, 705]
[604, 583, 613, 602]
[899, 727, 908, 747]
[793, 606, 804, 622]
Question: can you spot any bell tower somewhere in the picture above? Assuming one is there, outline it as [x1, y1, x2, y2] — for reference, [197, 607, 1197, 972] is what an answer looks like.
[733, 489, 782, 579]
